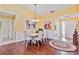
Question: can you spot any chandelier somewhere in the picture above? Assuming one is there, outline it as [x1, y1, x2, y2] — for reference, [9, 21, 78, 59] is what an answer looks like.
[32, 4, 39, 22]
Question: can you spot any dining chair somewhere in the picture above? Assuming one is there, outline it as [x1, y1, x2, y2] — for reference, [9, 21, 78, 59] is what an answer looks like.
[23, 30, 32, 47]
[34, 30, 44, 47]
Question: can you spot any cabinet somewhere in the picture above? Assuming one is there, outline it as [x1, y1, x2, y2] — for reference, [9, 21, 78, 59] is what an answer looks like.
[73, 33, 78, 45]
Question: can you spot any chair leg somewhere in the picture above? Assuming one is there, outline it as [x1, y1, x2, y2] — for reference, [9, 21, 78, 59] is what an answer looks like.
[41, 39, 44, 45]
[23, 40, 26, 44]
[45, 38, 48, 43]
[39, 40, 41, 46]
[26, 40, 28, 47]
[36, 41, 38, 47]
[43, 39, 46, 44]
[29, 40, 32, 46]
[36, 41, 39, 47]
[38, 41, 40, 47]
[31, 40, 35, 47]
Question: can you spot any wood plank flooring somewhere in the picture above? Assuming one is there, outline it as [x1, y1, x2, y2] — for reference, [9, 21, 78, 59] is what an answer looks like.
[0, 41, 78, 55]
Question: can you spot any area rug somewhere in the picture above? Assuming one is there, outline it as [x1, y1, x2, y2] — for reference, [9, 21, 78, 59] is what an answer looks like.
[49, 40, 77, 51]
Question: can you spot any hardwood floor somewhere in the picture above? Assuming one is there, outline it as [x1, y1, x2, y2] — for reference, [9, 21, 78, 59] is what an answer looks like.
[0, 41, 78, 55]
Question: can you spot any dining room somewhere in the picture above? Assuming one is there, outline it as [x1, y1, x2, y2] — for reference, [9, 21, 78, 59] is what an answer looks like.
[0, 4, 79, 55]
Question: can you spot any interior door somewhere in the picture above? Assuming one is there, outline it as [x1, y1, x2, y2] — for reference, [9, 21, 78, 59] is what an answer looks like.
[65, 20, 76, 43]
[3, 20, 10, 41]
[65, 20, 76, 39]
[2, 19, 15, 42]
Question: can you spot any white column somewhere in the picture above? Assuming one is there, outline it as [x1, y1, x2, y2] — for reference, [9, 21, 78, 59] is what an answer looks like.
[62, 21, 66, 41]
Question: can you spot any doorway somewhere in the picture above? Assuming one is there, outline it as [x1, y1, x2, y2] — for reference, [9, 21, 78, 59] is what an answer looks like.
[60, 20, 76, 43]
[0, 19, 15, 43]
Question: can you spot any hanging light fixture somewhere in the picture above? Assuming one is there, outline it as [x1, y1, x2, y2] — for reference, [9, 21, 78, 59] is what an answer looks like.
[32, 4, 39, 22]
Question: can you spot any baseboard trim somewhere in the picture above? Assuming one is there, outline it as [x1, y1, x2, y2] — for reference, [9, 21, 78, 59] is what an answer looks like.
[0, 39, 25, 46]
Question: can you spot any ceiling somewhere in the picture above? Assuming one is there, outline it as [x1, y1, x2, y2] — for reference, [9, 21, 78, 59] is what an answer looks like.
[20, 4, 74, 16]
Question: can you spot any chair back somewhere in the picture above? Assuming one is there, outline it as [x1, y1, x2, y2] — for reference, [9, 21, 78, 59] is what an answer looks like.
[23, 30, 32, 40]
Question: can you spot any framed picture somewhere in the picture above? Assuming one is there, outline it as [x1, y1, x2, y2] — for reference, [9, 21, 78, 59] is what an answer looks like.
[44, 20, 52, 30]
[26, 20, 36, 29]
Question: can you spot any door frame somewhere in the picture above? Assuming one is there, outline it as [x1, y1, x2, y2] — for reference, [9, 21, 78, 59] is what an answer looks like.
[0, 19, 16, 45]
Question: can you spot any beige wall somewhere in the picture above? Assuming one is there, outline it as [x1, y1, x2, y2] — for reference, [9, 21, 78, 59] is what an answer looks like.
[0, 4, 79, 32]
[39, 5, 79, 31]
[0, 4, 38, 32]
